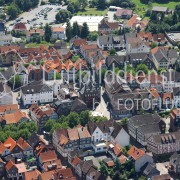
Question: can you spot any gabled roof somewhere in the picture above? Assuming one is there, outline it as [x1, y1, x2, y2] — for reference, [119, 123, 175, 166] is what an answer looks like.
[71, 155, 81, 166]
[24, 169, 41, 180]
[128, 146, 145, 160]
[1, 110, 29, 125]
[21, 81, 52, 94]
[4, 137, 16, 152]
[13, 23, 27, 30]
[116, 8, 133, 17]
[39, 150, 57, 163]
[17, 137, 32, 151]
[0, 104, 18, 113]
[6, 160, 27, 173]
[173, 87, 180, 96]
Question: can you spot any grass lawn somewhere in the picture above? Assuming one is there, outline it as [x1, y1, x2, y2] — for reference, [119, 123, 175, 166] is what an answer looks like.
[133, 0, 178, 17]
[76, 7, 108, 16]
[26, 41, 52, 48]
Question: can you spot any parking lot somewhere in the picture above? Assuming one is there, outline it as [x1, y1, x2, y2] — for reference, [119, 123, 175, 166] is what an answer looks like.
[6, 4, 67, 30]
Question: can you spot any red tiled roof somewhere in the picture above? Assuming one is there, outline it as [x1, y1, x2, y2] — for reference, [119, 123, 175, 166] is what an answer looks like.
[4, 137, 16, 152]
[13, 23, 27, 30]
[52, 27, 65, 33]
[113, 144, 123, 157]
[24, 169, 41, 180]
[128, 146, 145, 160]
[71, 156, 81, 166]
[39, 150, 57, 163]
[0, 104, 18, 113]
[118, 154, 127, 164]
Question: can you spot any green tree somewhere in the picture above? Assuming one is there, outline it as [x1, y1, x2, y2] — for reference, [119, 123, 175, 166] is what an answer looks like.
[56, 9, 71, 23]
[44, 119, 56, 132]
[80, 110, 91, 126]
[7, 3, 20, 19]
[66, 21, 72, 41]
[97, 0, 106, 9]
[120, 117, 128, 125]
[109, 48, 116, 55]
[72, 21, 80, 37]
[136, 64, 148, 74]
[81, 22, 89, 38]
[100, 162, 109, 177]
[87, 32, 98, 41]
[9, 74, 22, 89]
[67, 3, 75, 14]
[18, 128, 31, 140]
[79, 0, 88, 10]
[67, 112, 80, 128]
[55, 72, 61, 80]
[44, 24, 52, 42]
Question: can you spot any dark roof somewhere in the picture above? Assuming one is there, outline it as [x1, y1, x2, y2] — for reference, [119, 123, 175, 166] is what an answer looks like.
[129, 114, 162, 127]
[106, 53, 152, 67]
[164, 70, 180, 82]
[170, 152, 180, 165]
[173, 87, 180, 96]
[27, 133, 46, 149]
[0, 82, 4, 92]
[88, 120, 124, 138]
[98, 35, 124, 45]
[0, 23, 5, 32]
[86, 166, 105, 180]
[0, 67, 14, 81]
[79, 160, 93, 174]
[71, 98, 87, 112]
[142, 163, 160, 176]
[21, 81, 52, 94]
[150, 131, 180, 144]
[139, 123, 161, 134]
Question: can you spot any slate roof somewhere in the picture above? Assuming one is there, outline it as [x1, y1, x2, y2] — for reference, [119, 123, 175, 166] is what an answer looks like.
[0, 67, 14, 81]
[71, 98, 87, 112]
[129, 114, 162, 127]
[86, 166, 105, 180]
[0, 23, 5, 32]
[21, 81, 52, 94]
[87, 120, 124, 138]
[98, 35, 124, 45]
[170, 152, 180, 165]
[142, 162, 160, 177]
[173, 87, 180, 96]
[164, 69, 180, 82]
[150, 131, 180, 144]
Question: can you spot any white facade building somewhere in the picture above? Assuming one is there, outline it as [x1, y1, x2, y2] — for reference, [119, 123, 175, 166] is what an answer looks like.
[21, 82, 53, 106]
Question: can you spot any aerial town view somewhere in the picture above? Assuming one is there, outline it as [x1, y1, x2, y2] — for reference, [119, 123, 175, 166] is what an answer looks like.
[0, 0, 179, 179]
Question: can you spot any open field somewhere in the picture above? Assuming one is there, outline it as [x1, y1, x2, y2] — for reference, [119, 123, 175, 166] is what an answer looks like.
[133, 0, 178, 17]
[76, 7, 108, 16]
[26, 41, 52, 48]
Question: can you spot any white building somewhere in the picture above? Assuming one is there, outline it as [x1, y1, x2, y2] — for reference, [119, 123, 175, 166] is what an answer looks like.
[0, 82, 13, 105]
[87, 120, 130, 153]
[70, 16, 104, 32]
[51, 27, 66, 40]
[21, 81, 53, 106]
[0, 23, 12, 45]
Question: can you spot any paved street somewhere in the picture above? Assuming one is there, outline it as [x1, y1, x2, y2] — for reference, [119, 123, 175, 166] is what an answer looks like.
[6, 4, 67, 30]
